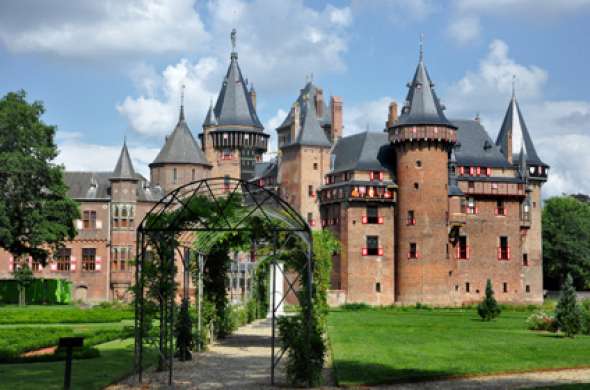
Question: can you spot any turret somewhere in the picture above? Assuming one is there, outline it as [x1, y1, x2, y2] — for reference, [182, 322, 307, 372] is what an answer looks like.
[110, 139, 138, 203]
[387, 37, 457, 305]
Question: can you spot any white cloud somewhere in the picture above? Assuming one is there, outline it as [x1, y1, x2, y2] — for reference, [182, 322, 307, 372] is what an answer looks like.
[344, 96, 394, 136]
[442, 39, 590, 198]
[0, 0, 208, 58]
[117, 57, 219, 136]
[55, 138, 159, 178]
[263, 108, 288, 159]
[328, 5, 352, 27]
[454, 0, 590, 18]
[447, 16, 481, 46]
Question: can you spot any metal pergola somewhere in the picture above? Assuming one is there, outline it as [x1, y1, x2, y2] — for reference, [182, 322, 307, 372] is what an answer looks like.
[134, 177, 314, 386]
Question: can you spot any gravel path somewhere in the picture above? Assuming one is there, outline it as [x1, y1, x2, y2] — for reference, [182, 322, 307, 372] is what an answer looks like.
[108, 318, 288, 389]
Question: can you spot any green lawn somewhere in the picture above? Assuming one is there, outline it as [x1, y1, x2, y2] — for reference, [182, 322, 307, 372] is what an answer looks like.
[0, 339, 156, 390]
[328, 308, 590, 386]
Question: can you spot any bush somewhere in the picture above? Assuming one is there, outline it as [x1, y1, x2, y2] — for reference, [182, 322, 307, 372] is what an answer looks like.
[555, 274, 582, 337]
[415, 302, 432, 310]
[477, 279, 501, 321]
[526, 310, 558, 332]
[175, 299, 193, 361]
[341, 303, 369, 311]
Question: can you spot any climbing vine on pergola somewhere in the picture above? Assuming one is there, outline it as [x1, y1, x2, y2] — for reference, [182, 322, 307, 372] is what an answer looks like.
[133, 177, 317, 386]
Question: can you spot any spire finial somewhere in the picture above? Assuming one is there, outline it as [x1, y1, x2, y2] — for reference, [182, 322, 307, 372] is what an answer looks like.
[419, 32, 424, 62]
[124, 135, 127, 145]
[179, 84, 186, 121]
[231, 28, 237, 51]
[512, 74, 516, 98]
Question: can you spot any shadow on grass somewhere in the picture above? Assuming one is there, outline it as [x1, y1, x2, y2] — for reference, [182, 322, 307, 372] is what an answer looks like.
[333, 360, 457, 386]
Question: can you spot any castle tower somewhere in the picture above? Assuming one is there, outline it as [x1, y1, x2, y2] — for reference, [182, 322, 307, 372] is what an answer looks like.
[199, 29, 269, 181]
[276, 83, 334, 228]
[150, 100, 212, 194]
[496, 90, 548, 303]
[387, 42, 458, 304]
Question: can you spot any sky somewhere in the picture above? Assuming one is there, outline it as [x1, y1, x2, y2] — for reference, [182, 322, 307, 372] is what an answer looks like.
[0, 0, 587, 198]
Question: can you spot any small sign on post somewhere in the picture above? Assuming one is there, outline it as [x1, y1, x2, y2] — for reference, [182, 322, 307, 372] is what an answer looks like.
[59, 337, 84, 390]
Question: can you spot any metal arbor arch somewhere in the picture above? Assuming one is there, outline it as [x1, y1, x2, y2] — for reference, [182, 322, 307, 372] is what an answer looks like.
[134, 177, 314, 386]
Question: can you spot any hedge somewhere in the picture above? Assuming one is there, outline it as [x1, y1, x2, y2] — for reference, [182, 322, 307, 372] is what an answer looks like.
[0, 279, 72, 305]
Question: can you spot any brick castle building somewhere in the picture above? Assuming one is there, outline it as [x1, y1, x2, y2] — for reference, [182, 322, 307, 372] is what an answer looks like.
[0, 32, 548, 305]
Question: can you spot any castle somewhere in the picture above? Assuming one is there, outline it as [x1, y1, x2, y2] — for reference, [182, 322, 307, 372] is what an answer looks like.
[0, 32, 548, 305]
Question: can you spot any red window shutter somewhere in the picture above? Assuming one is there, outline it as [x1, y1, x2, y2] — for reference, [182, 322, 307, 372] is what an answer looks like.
[475, 207, 479, 215]
[460, 166, 465, 175]
[362, 248, 368, 256]
[311, 220, 316, 227]
[370, 171, 374, 181]
[379, 172, 384, 181]
[456, 246, 460, 259]
[477, 167, 481, 176]
[378, 248, 384, 256]
[378, 216, 384, 224]
[412, 218, 416, 225]
[407, 252, 410, 259]
[486, 168, 492, 176]
[494, 208, 498, 216]
[470, 167, 475, 175]
[416, 251, 420, 259]
[467, 245, 470, 259]
[504, 207, 508, 216]
[507, 247, 511, 260]
[497, 247, 501, 260]
[362, 216, 368, 224]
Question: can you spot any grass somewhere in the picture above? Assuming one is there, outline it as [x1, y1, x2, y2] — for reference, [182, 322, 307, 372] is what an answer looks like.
[328, 307, 590, 386]
[0, 304, 134, 324]
[0, 338, 157, 390]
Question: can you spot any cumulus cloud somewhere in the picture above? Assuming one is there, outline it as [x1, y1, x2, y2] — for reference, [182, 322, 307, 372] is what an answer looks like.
[117, 57, 219, 136]
[55, 135, 159, 177]
[442, 39, 590, 198]
[447, 16, 481, 46]
[344, 96, 395, 136]
[0, 0, 208, 58]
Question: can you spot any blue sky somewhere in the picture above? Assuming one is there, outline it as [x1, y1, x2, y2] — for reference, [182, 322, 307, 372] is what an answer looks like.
[0, 0, 587, 197]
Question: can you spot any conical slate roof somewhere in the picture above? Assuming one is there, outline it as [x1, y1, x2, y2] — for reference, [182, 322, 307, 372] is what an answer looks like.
[203, 102, 217, 127]
[292, 95, 331, 147]
[395, 52, 455, 129]
[495, 94, 546, 166]
[111, 141, 137, 180]
[213, 49, 263, 129]
[151, 107, 211, 166]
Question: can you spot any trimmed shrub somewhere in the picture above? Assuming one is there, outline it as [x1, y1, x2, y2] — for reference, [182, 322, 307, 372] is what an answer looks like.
[477, 279, 501, 321]
[555, 274, 582, 337]
[526, 310, 558, 332]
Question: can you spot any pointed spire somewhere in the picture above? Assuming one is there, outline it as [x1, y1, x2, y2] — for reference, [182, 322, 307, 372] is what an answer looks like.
[203, 100, 217, 127]
[111, 139, 137, 181]
[179, 84, 186, 121]
[394, 39, 455, 129]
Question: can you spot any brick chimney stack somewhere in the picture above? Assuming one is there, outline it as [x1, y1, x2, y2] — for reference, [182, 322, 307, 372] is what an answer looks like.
[330, 96, 343, 142]
[249, 85, 257, 110]
[387, 101, 398, 128]
[315, 88, 324, 118]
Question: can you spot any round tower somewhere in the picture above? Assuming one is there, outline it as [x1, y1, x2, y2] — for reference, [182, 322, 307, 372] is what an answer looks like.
[388, 43, 457, 305]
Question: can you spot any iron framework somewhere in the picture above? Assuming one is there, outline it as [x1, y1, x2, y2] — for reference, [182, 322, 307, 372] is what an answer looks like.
[134, 177, 314, 386]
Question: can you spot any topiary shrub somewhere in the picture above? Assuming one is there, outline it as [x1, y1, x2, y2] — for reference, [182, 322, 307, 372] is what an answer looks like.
[477, 279, 501, 321]
[555, 274, 582, 337]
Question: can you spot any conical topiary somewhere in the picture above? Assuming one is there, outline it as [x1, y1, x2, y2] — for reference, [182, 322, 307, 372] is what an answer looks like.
[555, 274, 582, 337]
[477, 279, 501, 321]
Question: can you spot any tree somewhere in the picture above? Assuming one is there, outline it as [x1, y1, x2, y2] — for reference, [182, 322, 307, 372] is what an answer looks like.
[543, 196, 590, 290]
[13, 264, 34, 306]
[0, 90, 79, 268]
[555, 274, 582, 337]
[477, 279, 501, 321]
[175, 299, 193, 361]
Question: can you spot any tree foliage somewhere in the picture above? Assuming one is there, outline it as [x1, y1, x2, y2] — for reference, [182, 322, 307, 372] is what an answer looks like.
[543, 196, 590, 290]
[555, 274, 582, 337]
[0, 90, 79, 264]
[477, 279, 501, 321]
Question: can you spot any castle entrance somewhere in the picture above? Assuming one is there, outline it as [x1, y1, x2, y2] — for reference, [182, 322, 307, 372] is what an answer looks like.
[133, 177, 314, 386]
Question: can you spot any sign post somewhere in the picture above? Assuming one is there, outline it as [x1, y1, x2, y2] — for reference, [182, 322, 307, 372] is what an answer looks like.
[59, 337, 84, 390]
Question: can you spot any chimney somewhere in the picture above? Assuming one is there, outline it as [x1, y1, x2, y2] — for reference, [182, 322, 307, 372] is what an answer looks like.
[249, 86, 257, 110]
[292, 101, 301, 143]
[330, 96, 343, 143]
[387, 101, 398, 128]
[315, 88, 324, 118]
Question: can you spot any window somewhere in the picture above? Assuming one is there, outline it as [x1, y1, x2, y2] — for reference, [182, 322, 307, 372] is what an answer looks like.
[192, 169, 196, 181]
[82, 248, 96, 271]
[113, 204, 135, 228]
[376, 282, 381, 293]
[56, 248, 71, 271]
[313, 162, 318, 170]
[408, 242, 418, 259]
[503, 282, 508, 293]
[112, 247, 131, 271]
[526, 285, 531, 293]
[363, 236, 381, 256]
[222, 148, 233, 160]
[468, 181, 475, 190]
[31, 260, 41, 272]
[466, 282, 470, 293]
[523, 253, 529, 266]
[364, 206, 382, 224]
[308, 185, 314, 197]
[407, 210, 416, 225]
[457, 236, 469, 260]
[173, 168, 177, 184]
[498, 236, 510, 260]
[223, 175, 230, 192]
[414, 182, 419, 190]
[466, 197, 477, 214]
[83, 210, 96, 229]
[416, 160, 422, 168]
[496, 200, 506, 216]
[370, 171, 384, 181]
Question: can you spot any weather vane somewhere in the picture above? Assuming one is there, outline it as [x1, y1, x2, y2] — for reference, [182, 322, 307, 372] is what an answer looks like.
[181, 84, 186, 107]
[419, 33, 424, 61]
[512, 74, 516, 98]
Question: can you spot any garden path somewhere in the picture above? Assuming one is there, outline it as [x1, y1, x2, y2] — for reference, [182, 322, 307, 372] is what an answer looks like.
[109, 318, 288, 389]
